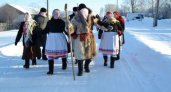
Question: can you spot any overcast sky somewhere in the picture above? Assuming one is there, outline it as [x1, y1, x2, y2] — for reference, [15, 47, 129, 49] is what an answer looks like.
[1, 0, 123, 15]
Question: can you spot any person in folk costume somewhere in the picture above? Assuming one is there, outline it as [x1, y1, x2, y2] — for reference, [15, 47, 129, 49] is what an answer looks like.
[15, 12, 41, 68]
[113, 11, 125, 60]
[69, 7, 79, 65]
[33, 8, 49, 60]
[65, 4, 99, 76]
[34, 9, 68, 75]
[95, 11, 123, 68]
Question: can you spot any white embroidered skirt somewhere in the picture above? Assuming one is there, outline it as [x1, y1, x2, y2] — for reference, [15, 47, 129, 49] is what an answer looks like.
[99, 32, 119, 56]
[45, 33, 68, 59]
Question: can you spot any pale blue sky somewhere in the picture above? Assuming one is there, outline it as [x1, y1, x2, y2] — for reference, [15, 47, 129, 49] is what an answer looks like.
[0, 0, 123, 15]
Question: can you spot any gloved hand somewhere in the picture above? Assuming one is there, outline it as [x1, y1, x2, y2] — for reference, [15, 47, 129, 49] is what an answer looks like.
[98, 35, 101, 39]
[117, 30, 122, 36]
[96, 14, 100, 19]
[15, 42, 18, 46]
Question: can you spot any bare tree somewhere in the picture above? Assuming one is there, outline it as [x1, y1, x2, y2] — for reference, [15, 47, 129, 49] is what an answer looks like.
[145, 0, 171, 19]
[158, 0, 171, 19]
[119, 5, 130, 16]
[120, 0, 171, 19]
[104, 4, 117, 13]
[122, 0, 146, 13]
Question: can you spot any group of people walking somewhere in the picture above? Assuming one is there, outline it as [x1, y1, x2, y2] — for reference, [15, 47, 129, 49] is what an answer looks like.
[15, 3, 125, 76]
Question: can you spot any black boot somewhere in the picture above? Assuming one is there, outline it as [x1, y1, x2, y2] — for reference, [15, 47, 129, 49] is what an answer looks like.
[103, 56, 108, 66]
[42, 55, 48, 60]
[47, 60, 54, 75]
[116, 54, 120, 60]
[37, 47, 41, 59]
[110, 57, 116, 68]
[42, 47, 48, 60]
[75, 60, 78, 64]
[62, 58, 67, 70]
[32, 58, 37, 65]
[84, 59, 91, 73]
[37, 57, 41, 59]
[77, 60, 83, 76]
[23, 59, 29, 69]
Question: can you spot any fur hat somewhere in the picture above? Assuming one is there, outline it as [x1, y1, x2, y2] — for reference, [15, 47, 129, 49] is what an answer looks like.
[40, 8, 47, 12]
[73, 7, 78, 11]
[78, 4, 87, 11]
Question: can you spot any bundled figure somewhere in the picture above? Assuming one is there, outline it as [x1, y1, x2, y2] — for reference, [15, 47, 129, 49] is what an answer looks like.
[34, 8, 49, 60]
[69, 7, 78, 21]
[114, 11, 125, 60]
[65, 4, 98, 76]
[96, 11, 123, 68]
[34, 9, 68, 75]
[15, 12, 41, 69]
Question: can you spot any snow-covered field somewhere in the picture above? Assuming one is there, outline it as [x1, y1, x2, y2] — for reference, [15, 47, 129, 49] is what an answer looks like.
[0, 17, 171, 92]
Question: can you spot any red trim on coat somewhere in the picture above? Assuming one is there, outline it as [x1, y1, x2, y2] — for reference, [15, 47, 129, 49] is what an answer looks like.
[73, 32, 92, 41]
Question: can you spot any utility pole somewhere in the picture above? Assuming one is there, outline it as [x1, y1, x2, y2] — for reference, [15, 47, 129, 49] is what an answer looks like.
[117, 0, 118, 11]
[152, 0, 154, 18]
[47, 0, 49, 19]
[153, 0, 159, 27]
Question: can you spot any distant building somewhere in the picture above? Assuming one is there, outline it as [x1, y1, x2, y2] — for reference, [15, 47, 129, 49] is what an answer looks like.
[0, 4, 39, 28]
[0, 4, 51, 30]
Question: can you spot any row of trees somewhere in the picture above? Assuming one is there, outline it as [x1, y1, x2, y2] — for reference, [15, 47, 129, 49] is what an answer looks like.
[99, 0, 171, 19]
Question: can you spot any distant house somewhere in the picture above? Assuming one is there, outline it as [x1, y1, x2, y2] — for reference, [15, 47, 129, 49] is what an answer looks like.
[0, 4, 40, 30]
[9, 4, 40, 25]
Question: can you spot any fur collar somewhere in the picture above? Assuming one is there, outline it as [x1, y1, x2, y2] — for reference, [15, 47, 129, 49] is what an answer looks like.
[104, 17, 119, 24]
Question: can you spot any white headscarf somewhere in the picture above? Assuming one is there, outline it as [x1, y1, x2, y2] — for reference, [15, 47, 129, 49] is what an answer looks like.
[24, 12, 32, 22]
[23, 12, 35, 47]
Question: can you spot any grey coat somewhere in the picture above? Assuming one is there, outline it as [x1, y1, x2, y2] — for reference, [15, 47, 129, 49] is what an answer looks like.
[33, 15, 49, 47]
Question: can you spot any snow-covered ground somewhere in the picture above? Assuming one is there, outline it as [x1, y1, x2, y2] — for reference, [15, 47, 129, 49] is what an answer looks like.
[0, 17, 171, 92]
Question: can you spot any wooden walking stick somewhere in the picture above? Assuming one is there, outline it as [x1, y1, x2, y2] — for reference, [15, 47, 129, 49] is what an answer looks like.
[65, 3, 76, 80]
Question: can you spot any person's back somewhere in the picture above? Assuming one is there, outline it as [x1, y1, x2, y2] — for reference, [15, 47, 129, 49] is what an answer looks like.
[34, 15, 49, 30]
[33, 8, 49, 60]
[114, 11, 125, 30]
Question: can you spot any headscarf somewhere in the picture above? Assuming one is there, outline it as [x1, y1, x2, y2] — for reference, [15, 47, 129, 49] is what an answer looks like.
[52, 9, 61, 19]
[105, 11, 118, 23]
[23, 12, 35, 47]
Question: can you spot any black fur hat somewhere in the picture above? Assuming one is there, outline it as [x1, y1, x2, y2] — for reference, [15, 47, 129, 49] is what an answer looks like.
[73, 7, 78, 11]
[78, 4, 87, 11]
[40, 8, 47, 12]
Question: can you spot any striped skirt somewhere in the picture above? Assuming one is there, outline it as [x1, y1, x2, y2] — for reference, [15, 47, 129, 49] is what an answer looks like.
[45, 33, 68, 60]
[99, 32, 119, 57]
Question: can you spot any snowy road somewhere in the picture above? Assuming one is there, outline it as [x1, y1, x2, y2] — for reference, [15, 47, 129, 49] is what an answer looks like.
[0, 18, 171, 92]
